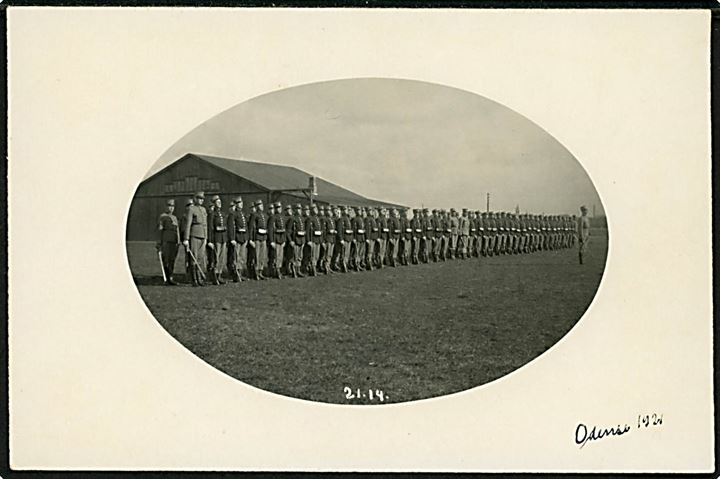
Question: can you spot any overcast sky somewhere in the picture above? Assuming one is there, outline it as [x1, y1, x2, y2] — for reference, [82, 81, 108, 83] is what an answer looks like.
[149, 78, 603, 215]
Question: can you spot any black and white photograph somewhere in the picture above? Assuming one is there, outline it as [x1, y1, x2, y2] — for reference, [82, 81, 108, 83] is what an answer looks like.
[127, 78, 608, 405]
[7, 7, 714, 473]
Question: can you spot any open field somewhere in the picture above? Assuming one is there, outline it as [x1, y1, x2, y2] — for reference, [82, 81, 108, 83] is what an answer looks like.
[128, 229, 607, 404]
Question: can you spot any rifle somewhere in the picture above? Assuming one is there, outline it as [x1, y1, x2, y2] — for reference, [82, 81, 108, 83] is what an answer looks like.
[186, 247, 206, 280]
[158, 250, 167, 283]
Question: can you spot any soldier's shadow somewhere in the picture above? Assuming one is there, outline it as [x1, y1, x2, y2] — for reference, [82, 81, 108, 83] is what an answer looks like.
[132, 274, 191, 286]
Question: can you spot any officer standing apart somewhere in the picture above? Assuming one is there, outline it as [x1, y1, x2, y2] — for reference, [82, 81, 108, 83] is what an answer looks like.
[183, 191, 208, 286]
[157, 199, 180, 285]
[577, 205, 591, 264]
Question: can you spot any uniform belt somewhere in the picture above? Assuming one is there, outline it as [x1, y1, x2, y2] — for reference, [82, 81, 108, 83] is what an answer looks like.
[445, 229, 451, 233]
[297, 231, 305, 236]
[415, 229, 422, 232]
[427, 228, 433, 231]
[257, 228, 267, 234]
[394, 229, 401, 233]
[357, 229, 365, 234]
[314, 231, 322, 236]
[329, 229, 337, 234]
[236, 228, 246, 233]
[276, 229, 285, 233]
[215, 226, 227, 231]
[471, 228, 476, 232]
[345, 229, 353, 234]
[382, 228, 389, 232]
[372, 228, 379, 232]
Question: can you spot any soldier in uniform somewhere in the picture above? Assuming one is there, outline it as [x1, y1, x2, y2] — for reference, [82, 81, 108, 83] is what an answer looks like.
[307, 204, 323, 276]
[376, 208, 389, 268]
[458, 208, 470, 259]
[248, 199, 268, 280]
[397, 209, 410, 266]
[180, 198, 193, 280]
[287, 204, 306, 278]
[227, 196, 249, 282]
[577, 206, 591, 264]
[267, 201, 286, 279]
[421, 208, 432, 263]
[207, 195, 228, 285]
[449, 208, 459, 259]
[321, 205, 337, 274]
[387, 208, 401, 267]
[440, 210, 451, 261]
[410, 208, 423, 265]
[182, 191, 208, 287]
[350, 207, 366, 271]
[157, 199, 180, 285]
[364, 207, 378, 271]
[337, 205, 353, 272]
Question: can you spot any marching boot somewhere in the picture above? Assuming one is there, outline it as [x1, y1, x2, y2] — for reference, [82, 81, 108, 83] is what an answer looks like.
[579, 251, 584, 265]
[217, 272, 226, 285]
[168, 275, 177, 286]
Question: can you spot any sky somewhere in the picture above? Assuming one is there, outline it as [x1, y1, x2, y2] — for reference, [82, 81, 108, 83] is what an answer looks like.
[148, 78, 604, 215]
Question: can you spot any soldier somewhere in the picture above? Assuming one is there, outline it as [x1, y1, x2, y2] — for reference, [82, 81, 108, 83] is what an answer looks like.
[440, 210, 451, 261]
[207, 195, 229, 285]
[467, 210, 477, 258]
[449, 208, 459, 259]
[577, 206, 590, 264]
[458, 208, 470, 259]
[396, 209, 410, 266]
[180, 198, 193, 280]
[410, 208, 423, 265]
[364, 207, 378, 271]
[336, 205, 353, 272]
[182, 191, 208, 287]
[387, 208, 401, 267]
[349, 206, 366, 271]
[286, 204, 306, 278]
[321, 205, 337, 274]
[227, 196, 249, 282]
[376, 208, 389, 268]
[156, 199, 180, 285]
[267, 201, 286, 279]
[248, 199, 268, 280]
[421, 208, 432, 263]
[307, 204, 322, 276]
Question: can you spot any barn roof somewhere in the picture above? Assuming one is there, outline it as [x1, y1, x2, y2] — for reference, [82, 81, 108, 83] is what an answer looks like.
[151, 153, 405, 209]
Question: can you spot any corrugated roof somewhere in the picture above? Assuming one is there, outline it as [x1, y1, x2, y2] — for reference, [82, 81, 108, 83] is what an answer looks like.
[185, 153, 404, 208]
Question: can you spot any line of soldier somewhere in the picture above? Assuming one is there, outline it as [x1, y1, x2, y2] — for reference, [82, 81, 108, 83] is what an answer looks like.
[156, 191, 579, 286]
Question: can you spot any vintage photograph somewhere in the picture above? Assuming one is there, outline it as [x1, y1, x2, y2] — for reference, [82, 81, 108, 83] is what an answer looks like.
[126, 78, 607, 404]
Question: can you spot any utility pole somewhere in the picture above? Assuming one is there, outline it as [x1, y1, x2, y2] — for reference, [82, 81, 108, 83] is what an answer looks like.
[486, 193, 490, 212]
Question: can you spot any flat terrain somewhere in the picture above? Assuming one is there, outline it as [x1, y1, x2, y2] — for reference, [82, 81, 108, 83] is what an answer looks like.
[128, 230, 607, 404]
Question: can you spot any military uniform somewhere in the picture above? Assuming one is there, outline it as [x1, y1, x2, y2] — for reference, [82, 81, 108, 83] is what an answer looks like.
[458, 209, 470, 259]
[410, 209, 423, 264]
[306, 205, 322, 276]
[157, 199, 180, 285]
[421, 208, 433, 263]
[376, 210, 389, 268]
[337, 207, 353, 272]
[364, 209, 378, 271]
[287, 205, 306, 277]
[388, 211, 401, 267]
[322, 206, 337, 274]
[268, 202, 286, 279]
[207, 195, 228, 284]
[183, 192, 208, 286]
[350, 208, 366, 271]
[248, 200, 268, 280]
[227, 197, 249, 282]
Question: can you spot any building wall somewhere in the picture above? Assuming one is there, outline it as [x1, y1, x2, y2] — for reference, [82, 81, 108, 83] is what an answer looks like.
[126, 157, 332, 241]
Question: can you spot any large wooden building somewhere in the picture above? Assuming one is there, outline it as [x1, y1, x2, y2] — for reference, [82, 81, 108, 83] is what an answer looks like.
[127, 153, 404, 241]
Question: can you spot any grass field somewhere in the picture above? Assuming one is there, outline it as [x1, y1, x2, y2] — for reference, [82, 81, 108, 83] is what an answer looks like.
[128, 229, 607, 405]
